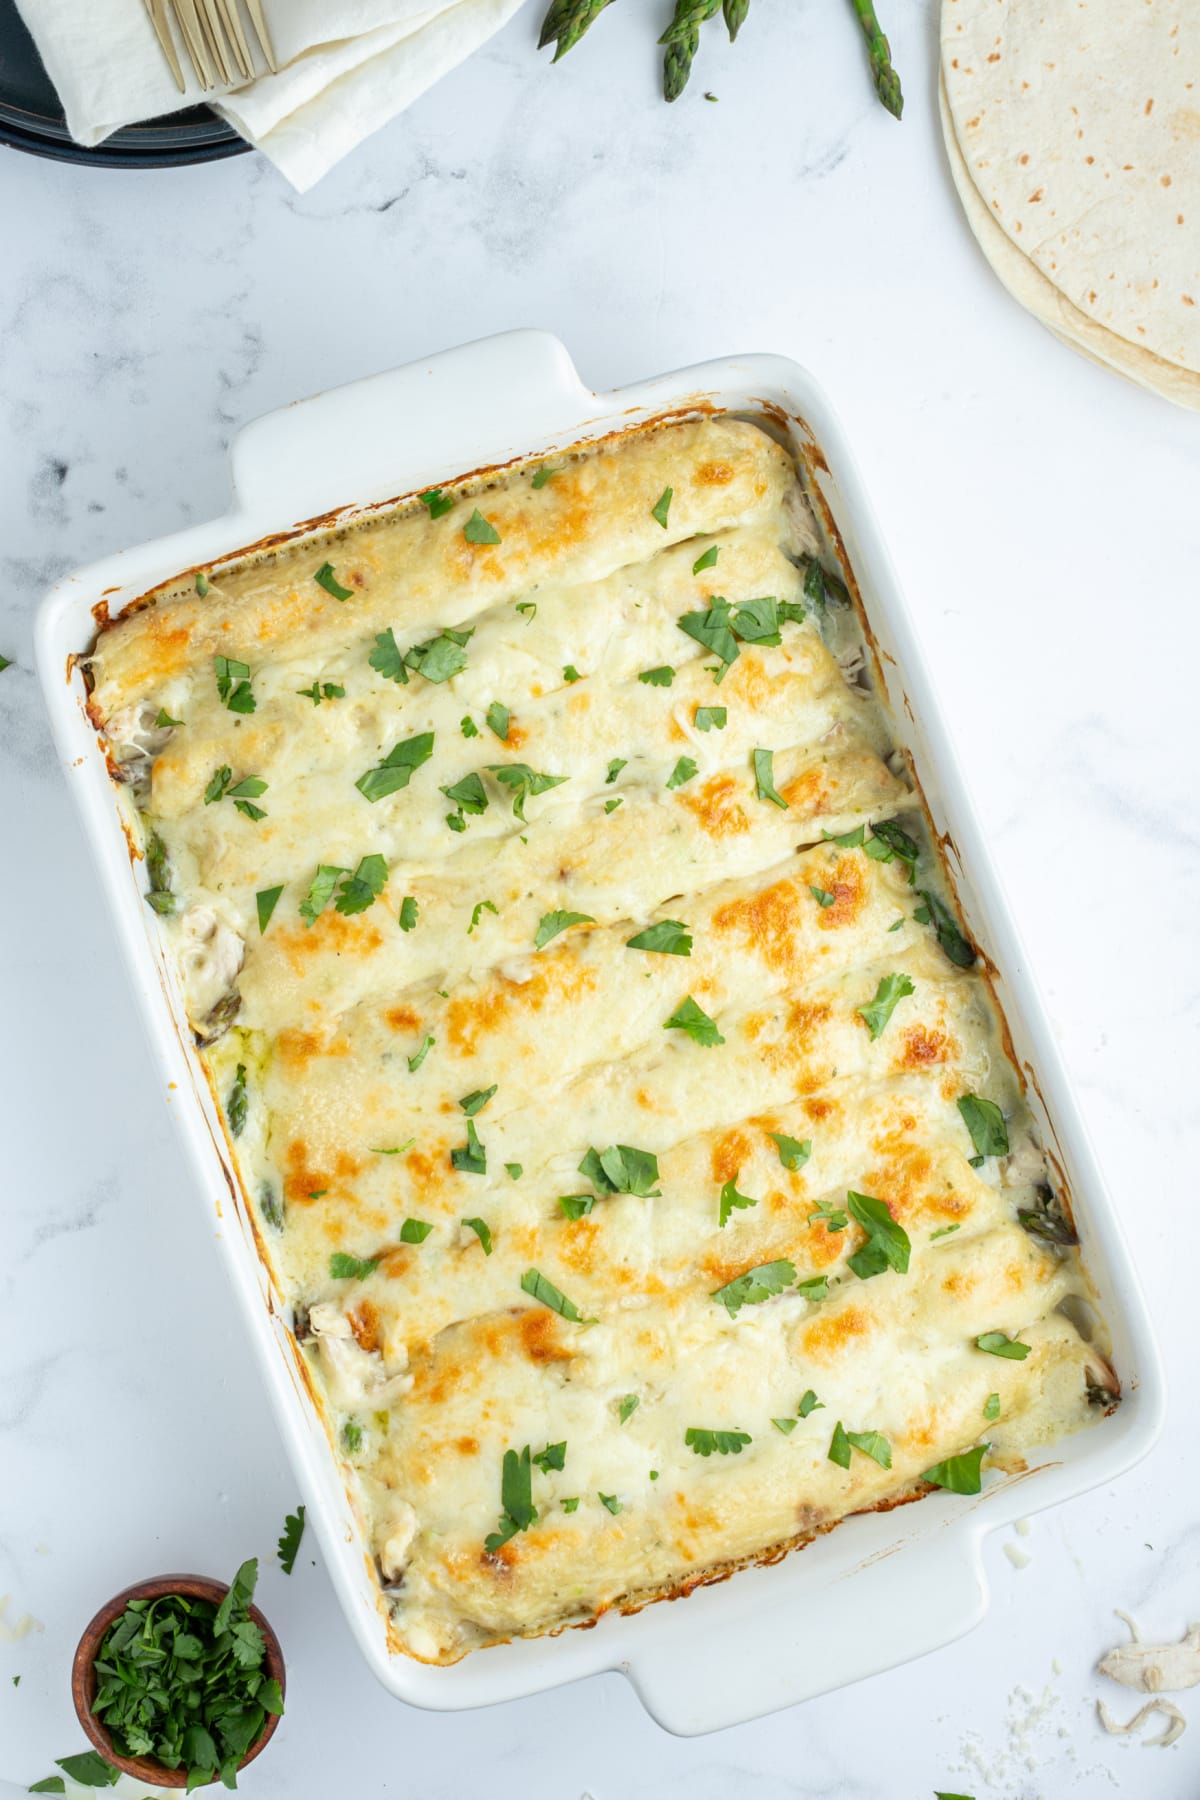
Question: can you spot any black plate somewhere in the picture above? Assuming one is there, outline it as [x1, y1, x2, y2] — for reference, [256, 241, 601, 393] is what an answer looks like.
[0, 0, 249, 166]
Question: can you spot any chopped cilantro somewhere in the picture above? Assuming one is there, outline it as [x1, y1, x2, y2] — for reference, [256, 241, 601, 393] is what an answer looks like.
[464, 509, 501, 546]
[856, 972, 914, 1039]
[769, 1132, 810, 1171]
[718, 1179, 757, 1228]
[639, 665, 675, 687]
[256, 885, 283, 934]
[651, 486, 673, 527]
[663, 995, 724, 1047]
[462, 1217, 493, 1254]
[314, 561, 353, 600]
[356, 732, 435, 803]
[685, 1428, 751, 1456]
[520, 1267, 593, 1321]
[626, 918, 691, 955]
[535, 909, 595, 950]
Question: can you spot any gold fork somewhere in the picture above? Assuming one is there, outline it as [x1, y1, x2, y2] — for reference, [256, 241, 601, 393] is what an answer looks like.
[142, 0, 277, 93]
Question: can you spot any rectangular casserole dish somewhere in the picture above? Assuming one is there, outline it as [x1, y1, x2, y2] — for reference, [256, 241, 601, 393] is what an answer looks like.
[35, 330, 1164, 1734]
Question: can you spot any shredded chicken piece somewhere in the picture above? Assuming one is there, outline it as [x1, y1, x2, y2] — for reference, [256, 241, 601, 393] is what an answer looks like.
[307, 1303, 412, 1412]
[1097, 1697, 1187, 1748]
[178, 905, 245, 1029]
[1098, 1610, 1200, 1693]
[106, 701, 175, 799]
[377, 1500, 419, 1583]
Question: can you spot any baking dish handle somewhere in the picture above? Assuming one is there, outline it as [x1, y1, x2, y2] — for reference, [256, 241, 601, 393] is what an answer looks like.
[228, 329, 593, 521]
[624, 1531, 988, 1736]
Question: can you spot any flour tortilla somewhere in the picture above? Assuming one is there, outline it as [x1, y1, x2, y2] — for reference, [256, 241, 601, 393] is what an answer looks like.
[939, 71, 1200, 409]
[940, 0, 1200, 380]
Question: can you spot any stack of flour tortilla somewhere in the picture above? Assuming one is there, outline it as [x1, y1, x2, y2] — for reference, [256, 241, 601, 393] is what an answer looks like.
[939, 0, 1199, 409]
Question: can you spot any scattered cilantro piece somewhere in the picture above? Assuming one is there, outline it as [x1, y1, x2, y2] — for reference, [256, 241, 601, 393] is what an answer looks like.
[984, 1393, 1001, 1421]
[692, 544, 719, 574]
[773, 1417, 798, 1435]
[823, 824, 865, 848]
[334, 854, 388, 917]
[719, 1179, 757, 1228]
[916, 886, 976, 968]
[533, 1441, 567, 1472]
[464, 509, 501, 546]
[406, 626, 474, 684]
[155, 706, 182, 727]
[399, 896, 419, 931]
[957, 1094, 1009, 1160]
[29, 1777, 68, 1793]
[562, 1497, 580, 1512]
[810, 885, 835, 908]
[976, 1332, 1030, 1360]
[441, 771, 489, 823]
[827, 1421, 853, 1468]
[535, 909, 595, 950]
[694, 705, 726, 731]
[370, 1141, 414, 1155]
[930, 1223, 961, 1239]
[451, 1118, 486, 1174]
[563, 664, 582, 683]
[213, 654, 256, 713]
[677, 595, 738, 678]
[857, 972, 915, 1039]
[356, 732, 435, 803]
[297, 680, 344, 704]
[923, 1444, 988, 1495]
[462, 1216, 493, 1254]
[752, 747, 787, 808]
[314, 561, 353, 601]
[711, 1260, 795, 1316]
[605, 757, 627, 784]
[369, 627, 408, 684]
[299, 863, 349, 927]
[626, 918, 691, 955]
[666, 755, 697, 790]
[516, 601, 537, 622]
[663, 995, 724, 1047]
[846, 1428, 892, 1468]
[520, 1267, 593, 1321]
[847, 1191, 911, 1279]
[256, 885, 283, 934]
[485, 1445, 536, 1551]
[685, 1428, 751, 1456]
[579, 1144, 662, 1197]
[49, 1752, 119, 1788]
[639, 665, 675, 687]
[505, 1162, 523, 1181]
[798, 1390, 824, 1418]
[487, 761, 568, 821]
[531, 465, 560, 489]
[619, 1395, 640, 1424]
[400, 1218, 434, 1244]
[599, 1492, 623, 1514]
[330, 1252, 378, 1280]
[342, 1418, 363, 1454]
[459, 1085, 497, 1116]
[651, 486, 673, 527]
[418, 487, 455, 519]
[795, 1275, 830, 1301]
[195, 571, 210, 596]
[461, 716, 480, 738]
[605, 797, 623, 813]
[407, 1034, 434, 1074]
[769, 1132, 810, 1171]
[468, 898, 498, 934]
[559, 1194, 595, 1219]
[808, 1198, 848, 1231]
[486, 701, 510, 742]
[277, 1506, 305, 1574]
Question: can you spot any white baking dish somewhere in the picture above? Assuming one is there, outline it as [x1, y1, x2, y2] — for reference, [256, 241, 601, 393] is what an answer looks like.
[35, 331, 1165, 1735]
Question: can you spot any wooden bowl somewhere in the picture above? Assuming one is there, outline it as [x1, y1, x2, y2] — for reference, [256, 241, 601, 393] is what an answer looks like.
[71, 1573, 285, 1788]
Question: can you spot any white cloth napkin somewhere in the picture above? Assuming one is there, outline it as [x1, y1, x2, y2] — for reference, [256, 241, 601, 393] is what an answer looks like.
[13, 0, 527, 189]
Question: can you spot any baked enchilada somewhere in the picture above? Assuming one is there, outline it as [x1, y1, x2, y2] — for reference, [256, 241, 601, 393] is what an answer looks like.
[86, 416, 1116, 1664]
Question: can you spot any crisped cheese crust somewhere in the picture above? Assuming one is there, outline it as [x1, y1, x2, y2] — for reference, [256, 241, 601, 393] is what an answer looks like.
[89, 417, 1113, 1664]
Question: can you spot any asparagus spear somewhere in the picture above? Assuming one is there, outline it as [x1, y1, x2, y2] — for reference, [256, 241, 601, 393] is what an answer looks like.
[540, 0, 616, 61]
[722, 0, 749, 41]
[660, 0, 721, 100]
[849, 0, 902, 118]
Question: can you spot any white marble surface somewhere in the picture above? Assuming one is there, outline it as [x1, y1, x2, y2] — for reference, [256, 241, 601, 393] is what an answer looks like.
[2, 1, 1199, 1794]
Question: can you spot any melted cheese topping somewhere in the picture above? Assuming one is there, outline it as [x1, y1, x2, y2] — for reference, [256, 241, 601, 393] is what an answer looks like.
[89, 417, 1113, 1664]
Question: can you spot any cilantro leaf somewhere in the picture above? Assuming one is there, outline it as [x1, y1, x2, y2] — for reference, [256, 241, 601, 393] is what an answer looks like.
[731, 596, 782, 645]
[666, 755, 697, 790]
[52, 1752, 120, 1788]
[369, 628, 408, 684]
[213, 654, 255, 713]
[314, 561, 353, 600]
[984, 1393, 1001, 1421]
[711, 1259, 796, 1316]
[461, 716, 480, 737]
[639, 665, 675, 687]
[400, 1218, 434, 1244]
[487, 761, 568, 820]
[486, 701, 510, 741]
[356, 732, 435, 802]
[451, 1118, 486, 1174]
[563, 664, 582, 682]
[418, 487, 455, 518]
[847, 1191, 911, 1279]
[441, 771, 489, 820]
[485, 1445, 535, 1551]
[468, 899, 498, 934]
[619, 1395, 640, 1424]
[406, 627, 474, 684]
[605, 757, 627, 784]
[459, 1085, 497, 1116]
[520, 1267, 593, 1321]
[531, 465, 561, 488]
[810, 885, 835, 908]
[769, 1132, 810, 1171]
[256, 885, 283, 934]
[808, 1197, 848, 1231]
[407, 1034, 434, 1073]
[533, 1442, 567, 1475]
[156, 706, 183, 726]
[976, 1331, 1030, 1360]
[798, 1389, 823, 1417]
[917, 887, 976, 968]
[535, 909, 595, 950]
[399, 896, 419, 931]
[599, 1492, 623, 1513]
[578, 1144, 661, 1197]
[772, 1417, 798, 1435]
[753, 747, 788, 808]
[795, 1275, 830, 1301]
[464, 509, 501, 546]
[330, 1251, 378, 1280]
[823, 824, 865, 847]
[299, 863, 350, 927]
[626, 918, 691, 955]
[923, 1444, 988, 1495]
[651, 486, 673, 527]
[693, 544, 719, 574]
[845, 1428, 892, 1468]
[719, 1179, 757, 1228]
[677, 596, 738, 676]
[462, 1216, 493, 1254]
[685, 1427, 752, 1456]
[694, 705, 726, 731]
[856, 972, 915, 1039]
[505, 1163, 523, 1181]
[957, 1094, 1009, 1160]
[663, 995, 724, 1047]
[559, 1195, 595, 1219]
[333, 854, 388, 917]
[827, 1421, 852, 1468]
